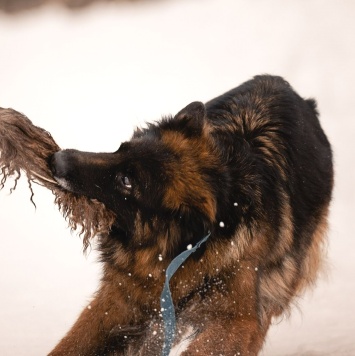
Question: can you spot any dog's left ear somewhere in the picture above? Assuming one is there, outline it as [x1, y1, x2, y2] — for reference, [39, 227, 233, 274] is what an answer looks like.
[174, 101, 206, 136]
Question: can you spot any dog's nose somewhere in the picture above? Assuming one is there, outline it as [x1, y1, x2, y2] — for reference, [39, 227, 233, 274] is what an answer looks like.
[50, 150, 71, 179]
[49, 150, 80, 192]
[49, 150, 76, 178]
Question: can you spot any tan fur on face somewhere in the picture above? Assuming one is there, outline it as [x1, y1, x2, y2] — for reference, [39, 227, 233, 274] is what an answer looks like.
[161, 130, 217, 221]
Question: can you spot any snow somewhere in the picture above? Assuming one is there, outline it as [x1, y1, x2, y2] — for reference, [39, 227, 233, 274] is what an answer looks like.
[0, 1, 354, 355]
[169, 325, 195, 356]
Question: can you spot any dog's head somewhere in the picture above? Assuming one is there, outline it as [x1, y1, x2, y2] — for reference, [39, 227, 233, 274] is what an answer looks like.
[50, 102, 226, 255]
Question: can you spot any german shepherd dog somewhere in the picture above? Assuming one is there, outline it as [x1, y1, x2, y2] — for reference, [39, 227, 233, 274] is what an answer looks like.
[48, 75, 333, 355]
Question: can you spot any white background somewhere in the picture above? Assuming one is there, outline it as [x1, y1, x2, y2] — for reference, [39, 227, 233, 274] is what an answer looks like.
[0, 0, 354, 355]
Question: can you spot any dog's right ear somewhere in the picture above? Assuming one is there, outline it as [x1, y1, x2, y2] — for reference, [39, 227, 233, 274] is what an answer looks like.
[174, 101, 206, 136]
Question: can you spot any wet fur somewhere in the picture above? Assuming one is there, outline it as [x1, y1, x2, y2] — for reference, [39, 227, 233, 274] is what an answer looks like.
[0, 75, 333, 355]
[0, 108, 116, 247]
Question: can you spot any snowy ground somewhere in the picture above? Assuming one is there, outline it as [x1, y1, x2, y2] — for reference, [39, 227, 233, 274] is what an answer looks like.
[0, 0, 354, 355]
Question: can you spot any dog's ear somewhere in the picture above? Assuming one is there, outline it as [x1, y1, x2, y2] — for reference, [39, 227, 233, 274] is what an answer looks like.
[174, 101, 206, 136]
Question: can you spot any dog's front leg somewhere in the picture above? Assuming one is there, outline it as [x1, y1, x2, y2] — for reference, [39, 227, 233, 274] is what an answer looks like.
[48, 282, 135, 356]
[180, 317, 269, 356]
[177, 269, 271, 356]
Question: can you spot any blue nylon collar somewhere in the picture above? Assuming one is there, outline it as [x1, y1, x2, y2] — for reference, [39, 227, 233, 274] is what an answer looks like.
[160, 231, 211, 356]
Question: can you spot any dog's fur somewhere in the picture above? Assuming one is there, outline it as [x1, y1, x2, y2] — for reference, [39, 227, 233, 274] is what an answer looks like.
[0, 75, 333, 355]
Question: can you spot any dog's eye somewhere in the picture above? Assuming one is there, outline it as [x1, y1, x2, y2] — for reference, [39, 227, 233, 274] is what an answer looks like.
[121, 176, 132, 189]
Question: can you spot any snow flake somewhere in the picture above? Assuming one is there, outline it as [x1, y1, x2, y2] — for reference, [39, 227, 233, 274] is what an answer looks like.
[219, 221, 225, 228]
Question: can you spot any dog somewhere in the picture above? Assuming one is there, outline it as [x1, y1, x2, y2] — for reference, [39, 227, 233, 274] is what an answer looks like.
[47, 75, 333, 355]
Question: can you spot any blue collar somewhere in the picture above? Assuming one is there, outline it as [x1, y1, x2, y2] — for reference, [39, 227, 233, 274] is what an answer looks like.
[160, 232, 211, 356]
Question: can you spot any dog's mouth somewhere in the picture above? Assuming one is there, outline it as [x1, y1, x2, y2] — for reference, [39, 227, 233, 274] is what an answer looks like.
[52, 175, 78, 194]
